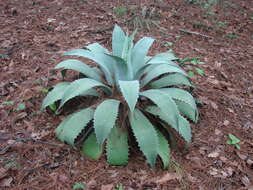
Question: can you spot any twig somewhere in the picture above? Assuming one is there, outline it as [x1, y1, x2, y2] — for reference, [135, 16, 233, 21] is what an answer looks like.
[15, 137, 65, 148]
[90, 16, 137, 33]
[179, 29, 213, 39]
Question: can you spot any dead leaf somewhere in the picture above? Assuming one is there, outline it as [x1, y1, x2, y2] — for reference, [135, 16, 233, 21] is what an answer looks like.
[208, 151, 220, 158]
[215, 129, 222, 135]
[87, 179, 97, 189]
[236, 152, 247, 160]
[156, 173, 182, 184]
[0, 177, 13, 187]
[241, 176, 251, 187]
[210, 102, 218, 110]
[0, 167, 7, 179]
[101, 184, 114, 190]
[223, 120, 230, 126]
[208, 167, 218, 176]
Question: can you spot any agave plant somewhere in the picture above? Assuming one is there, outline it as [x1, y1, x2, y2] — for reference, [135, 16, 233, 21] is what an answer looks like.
[41, 25, 198, 168]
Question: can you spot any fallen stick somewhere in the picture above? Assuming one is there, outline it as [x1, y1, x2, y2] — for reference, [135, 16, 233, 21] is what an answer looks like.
[179, 29, 213, 39]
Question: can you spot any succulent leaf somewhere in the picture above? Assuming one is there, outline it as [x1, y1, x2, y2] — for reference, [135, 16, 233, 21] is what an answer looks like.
[157, 130, 170, 169]
[41, 82, 70, 110]
[150, 73, 194, 88]
[55, 108, 94, 146]
[160, 88, 198, 122]
[129, 109, 158, 167]
[118, 80, 139, 113]
[146, 106, 192, 144]
[141, 64, 187, 87]
[140, 89, 180, 130]
[82, 132, 103, 160]
[64, 49, 114, 84]
[131, 37, 154, 74]
[106, 126, 129, 165]
[86, 43, 109, 53]
[152, 51, 178, 61]
[59, 78, 111, 108]
[94, 99, 120, 145]
[112, 25, 126, 57]
[146, 57, 180, 68]
[55, 59, 101, 81]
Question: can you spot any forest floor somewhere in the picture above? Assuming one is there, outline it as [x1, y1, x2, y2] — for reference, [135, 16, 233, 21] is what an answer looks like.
[0, 0, 253, 189]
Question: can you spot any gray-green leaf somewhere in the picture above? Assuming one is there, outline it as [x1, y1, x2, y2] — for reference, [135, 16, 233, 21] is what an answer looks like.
[59, 78, 111, 108]
[82, 132, 103, 160]
[157, 130, 170, 169]
[94, 99, 120, 145]
[141, 64, 187, 87]
[129, 109, 158, 167]
[55, 108, 94, 146]
[106, 126, 128, 165]
[118, 80, 139, 113]
[55, 59, 101, 81]
[150, 73, 194, 88]
[41, 82, 70, 110]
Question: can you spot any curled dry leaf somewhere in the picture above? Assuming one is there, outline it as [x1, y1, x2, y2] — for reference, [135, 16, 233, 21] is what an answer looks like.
[101, 184, 114, 190]
[0, 167, 7, 179]
[208, 151, 220, 158]
[241, 176, 251, 187]
[156, 173, 182, 184]
[0, 177, 13, 187]
[223, 120, 230, 126]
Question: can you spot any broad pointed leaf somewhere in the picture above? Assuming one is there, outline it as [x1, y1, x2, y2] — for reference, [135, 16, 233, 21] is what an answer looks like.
[94, 99, 120, 145]
[55, 108, 94, 146]
[140, 89, 180, 130]
[129, 109, 158, 167]
[152, 51, 178, 61]
[112, 25, 126, 57]
[146, 57, 180, 68]
[64, 49, 113, 84]
[160, 88, 198, 122]
[118, 80, 139, 113]
[81, 132, 103, 160]
[86, 43, 109, 53]
[131, 37, 154, 73]
[150, 73, 194, 88]
[157, 130, 170, 169]
[59, 78, 111, 108]
[146, 106, 192, 144]
[41, 82, 69, 110]
[106, 126, 128, 165]
[55, 59, 101, 81]
[141, 64, 187, 87]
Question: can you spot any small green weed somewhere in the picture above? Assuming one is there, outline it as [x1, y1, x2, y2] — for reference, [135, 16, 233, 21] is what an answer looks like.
[72, 182, 86, 190]
[40, 88, 49, 94]
[226, 133, 240, 150]
[216, 21, 228, 27]
[115, 184, 124, 190]
[226, 32, 237, 39]
[16, 103, 26, 111]
[163, 41, 173, 48]
[179, 57, 205, 77]
[2, 101, 14, 105]
[175, 35, 181, 40]
[114, 6, 127, 18]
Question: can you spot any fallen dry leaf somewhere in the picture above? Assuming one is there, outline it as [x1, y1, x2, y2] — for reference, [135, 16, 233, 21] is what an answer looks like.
[0, 167, 7, 179]
[0, 177, 13, 187]
[156, 173, 182, 184]
[241, 176, 251, 187]
[101, 184, 114, 190]
[208, 151, 220, 158]
[223, 120, 230, 126]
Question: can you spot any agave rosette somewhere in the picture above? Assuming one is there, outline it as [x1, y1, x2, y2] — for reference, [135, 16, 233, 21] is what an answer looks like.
[41, 25, 198, 168]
